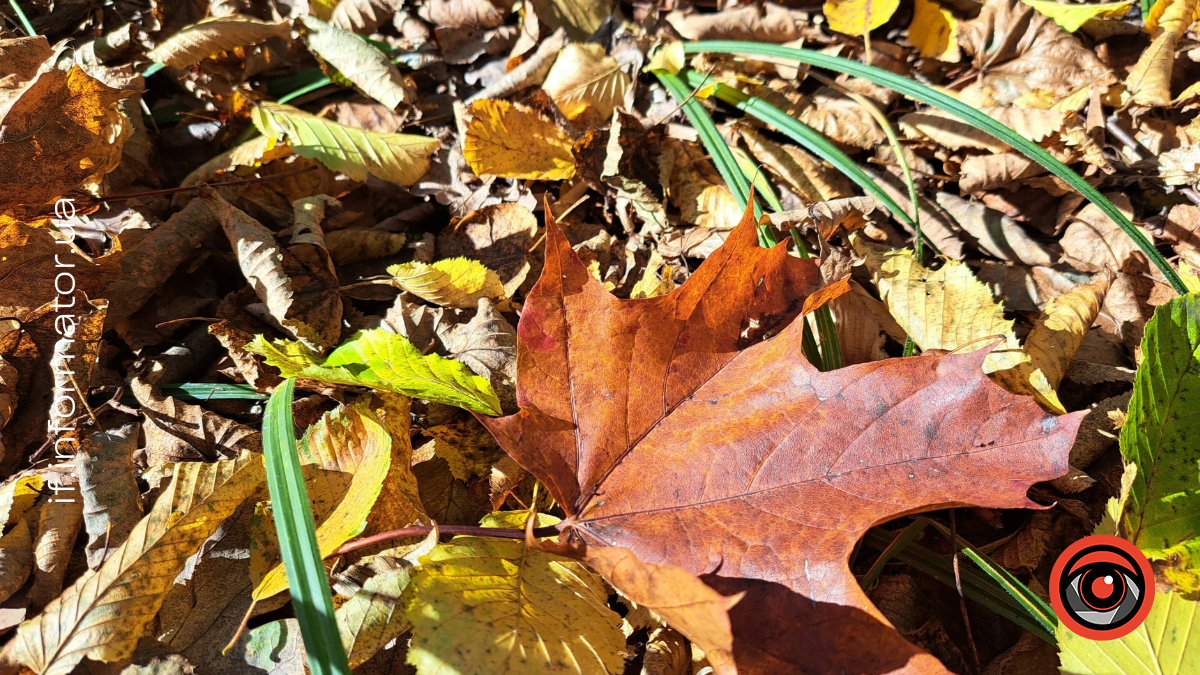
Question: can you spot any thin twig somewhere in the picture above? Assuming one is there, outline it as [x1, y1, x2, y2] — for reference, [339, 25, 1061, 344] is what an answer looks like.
[332, 524, 564, 557]
[950, 510, 981, 675]
[77, 166, 319, 205]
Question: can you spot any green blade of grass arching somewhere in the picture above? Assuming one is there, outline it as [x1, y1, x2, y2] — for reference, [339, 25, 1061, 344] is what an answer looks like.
[860, 518, 928, 590]
[921, 518, 1059, 639]
[7, 0, 36, 36]
[861, 526, 1057, 643]
[262, 379, 351, 675]
[682, 41, 1187, 295]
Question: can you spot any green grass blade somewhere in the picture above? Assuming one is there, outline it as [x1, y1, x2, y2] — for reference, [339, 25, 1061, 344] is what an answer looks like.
[683, 41, 1186, 295]
[922, 518, 1059, 638]
[7, 0, 36, 36]
[860, 518, 929, 590]
[119, 383, 268, 406]
[862, 527, 1057, 643]
[262, 379, 352, 675]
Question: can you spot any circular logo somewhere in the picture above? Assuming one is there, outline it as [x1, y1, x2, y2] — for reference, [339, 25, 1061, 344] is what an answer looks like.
[1050, 535, 1154, 640]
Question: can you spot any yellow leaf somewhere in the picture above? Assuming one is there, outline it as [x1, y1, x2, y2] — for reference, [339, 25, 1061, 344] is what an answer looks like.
[1126, 0, 1200, 106]
[910, 0, 961, 62]
[3, 452, 264, 675]
[988, 275, 1112, 414]
[542, 43, 631, 127]
[856, 240, 1069, 412]
[527, 0, 613, 39]
[180, 135, 291, 187]
[0, 517, 33, 605]
[146, 15, 292, 68]
[337, 555, 417, 668]
[630, 251, 676, 299]
[252, 101, 438, 186]
[463, 99, 577, 180]
[1022, 0, 1133, 32]
[253, 402, 408, 600]
[402, 513, 625, 675]
[646, 41, 685, 75]
[387, 257, 508, 309]
[824, 0, 901, 35]
[0, 474, 43, 528]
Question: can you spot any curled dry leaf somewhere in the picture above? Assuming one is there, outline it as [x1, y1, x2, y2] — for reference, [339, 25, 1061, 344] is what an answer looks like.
[146, 16, 292, 68]
[796, 88, 887, 150]
[301, 16, 414, 109]
[934, 192, 1055, 266]
[252, 101, 438, 186]
[1060, 194, 1147, 272]
[1124, 0, 1200, 107]
[481, 205, 1082, 675]
[4, 452, 264, 675]
[26, 494, 83, 612]
[463, 99, 577, 180]
[76, 423, 143, 568]
[331, 0, 401, 34]
[739, 126, 856, 204]
[528, 0, 613, 39]
[900, 107, 1065, 153]
[204, 191, 343, 350]
[387, 258, 509, 309]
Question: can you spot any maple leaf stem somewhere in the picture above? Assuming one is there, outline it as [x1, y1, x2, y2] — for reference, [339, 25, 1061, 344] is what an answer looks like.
[331, 524, 565, 556]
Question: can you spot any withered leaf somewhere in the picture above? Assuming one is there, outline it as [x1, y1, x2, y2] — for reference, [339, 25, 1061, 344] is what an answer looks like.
[76, 423, 143, 568]
[132, 378, 262, 467]
[481, 206, 1084, 675]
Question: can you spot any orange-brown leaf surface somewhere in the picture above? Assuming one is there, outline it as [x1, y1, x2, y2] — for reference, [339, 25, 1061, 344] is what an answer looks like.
[481, 206, 1085, 675]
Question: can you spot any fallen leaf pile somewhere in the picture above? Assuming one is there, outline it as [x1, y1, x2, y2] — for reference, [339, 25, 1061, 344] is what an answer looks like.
[0, 0, 1197, 674]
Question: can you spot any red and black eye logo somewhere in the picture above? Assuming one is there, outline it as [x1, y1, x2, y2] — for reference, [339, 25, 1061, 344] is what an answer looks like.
[1050, 535, 1154, 640]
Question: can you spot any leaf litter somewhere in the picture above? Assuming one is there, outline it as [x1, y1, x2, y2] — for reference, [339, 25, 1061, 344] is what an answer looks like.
[0, 0, 1198, 674]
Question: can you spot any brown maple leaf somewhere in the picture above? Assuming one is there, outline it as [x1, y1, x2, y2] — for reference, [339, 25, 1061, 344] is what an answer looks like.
[481, 206, 1085, 675]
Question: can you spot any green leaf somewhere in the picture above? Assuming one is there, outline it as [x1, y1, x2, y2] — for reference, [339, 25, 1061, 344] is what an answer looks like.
[261, 379, 351, 675]
[681, 41, 1187, 295]
[401, 514, 625, 675]
[247, 329, 502, 415]
[1119, 294, 1200, 591]
[1021, 0, 1135, 32]
[300, 16, 412, 109]
[1058, 590, 1200, 674]
[251, 101, 438, 186]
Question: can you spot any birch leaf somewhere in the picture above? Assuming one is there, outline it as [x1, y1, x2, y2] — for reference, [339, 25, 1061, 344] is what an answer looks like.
[301, 16, 413, 109]
[146, 16, 292, 68]
[387, 258, 508, 309]
[3, 452, 264, 675]
[247, 329, 503, 415]
[252, 101, 438, 186]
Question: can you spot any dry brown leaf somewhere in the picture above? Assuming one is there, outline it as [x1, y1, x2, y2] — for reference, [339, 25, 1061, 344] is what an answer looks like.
[331, 0, 401, 34]
[420, 0, 507, 28]
[26, 497, 83, 611]
[830, 280, 907, 365]
[900, 107, 1065, 152]
[76, 424, 143, 569]
[437, 202, 540, 297]
[463, 99, 576, 180]
[204, 191, 343, 350]
[1163, 203, 1200, 269]
[1060, 194, 1149, 272]
[0, 37, 55, 118]
[958, 153, 1047, 194]
[796, 87, 887, 150]
[935, 192, 1055, 266]
[666, 3, 805, 41]
[147, 16, 292, 68]
[488, 455, 525, 510]
[325, 229, 407, 265]
[739, 125, 856, 203]
[956, 0, 1114, 106]
[0, 64, 133, 217]
[132, 378, 262, 467]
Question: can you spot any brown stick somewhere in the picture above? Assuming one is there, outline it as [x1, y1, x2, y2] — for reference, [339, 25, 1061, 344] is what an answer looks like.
[78, 165, 319, 205]
[331, 523, 564, 557]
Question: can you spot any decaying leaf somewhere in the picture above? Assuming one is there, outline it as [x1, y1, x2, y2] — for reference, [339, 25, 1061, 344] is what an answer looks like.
[325, 229, 407, 265]
[336, 555, 416, 667]
[247, 328, 503, 415]
[331, 0, 401, 34]
[387, 258, 508, 309]
[146, 16, 292, 68]
[666, 3, 805, 41]
[76, 423, 143, 568]
[934, 192, 1055, 266]
[482, 205, 1082, 675]
[252, 101, 438, 186]
[463, 99, 577, 180]
[132, 378, 262, 466]
[4, 452, 264, 675]
[26, 497, 83, 612]
[1124, 0, 1200, 106]
[436, 202, 540, 297]
[0, 517, 33, 605]
[204, 191, 343, 350]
